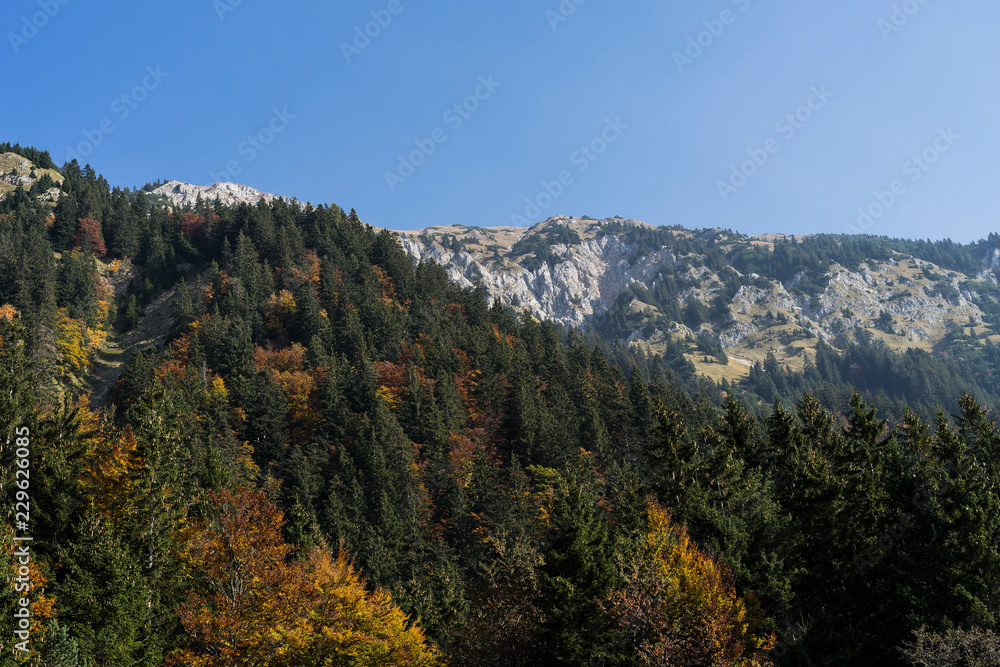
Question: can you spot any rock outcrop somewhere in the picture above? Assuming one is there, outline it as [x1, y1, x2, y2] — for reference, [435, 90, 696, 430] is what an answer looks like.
[396, 216, 996, 377]
[150, 180, 303, 209]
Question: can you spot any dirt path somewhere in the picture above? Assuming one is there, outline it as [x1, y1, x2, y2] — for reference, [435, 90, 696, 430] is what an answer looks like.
[86, 288, 177, 408]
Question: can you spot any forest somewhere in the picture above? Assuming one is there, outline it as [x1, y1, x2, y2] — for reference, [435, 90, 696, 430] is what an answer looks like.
[1, 147, 999, 666]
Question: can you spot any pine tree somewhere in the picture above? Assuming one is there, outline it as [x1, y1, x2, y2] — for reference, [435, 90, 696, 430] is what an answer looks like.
[52, 193, 79, 251]
[536, 472, 617, 663]
[41, 621, 88, 667]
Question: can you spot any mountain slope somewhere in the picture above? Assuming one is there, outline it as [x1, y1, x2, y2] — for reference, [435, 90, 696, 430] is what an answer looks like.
[400, 216, 1000, 382]
[0, 151, 64, 203]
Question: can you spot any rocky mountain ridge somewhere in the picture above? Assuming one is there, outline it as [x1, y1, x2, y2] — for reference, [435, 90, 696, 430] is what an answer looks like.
[5, 158, 996, 384]
[148, 180, 303, 209]
[398, 216, 999, 381]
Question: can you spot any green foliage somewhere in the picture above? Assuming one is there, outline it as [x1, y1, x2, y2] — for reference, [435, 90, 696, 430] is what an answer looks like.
[5, 144, 1000, 666]
[510, 234, 563, 271]
[41, 621, 89, 667]
[0, 141, 58, 170]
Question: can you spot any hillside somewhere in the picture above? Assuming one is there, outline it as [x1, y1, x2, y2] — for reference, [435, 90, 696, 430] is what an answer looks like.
[2, 152, 1000, 666]
[401, 216, 1000, 386]
[0, 151, 64, 204]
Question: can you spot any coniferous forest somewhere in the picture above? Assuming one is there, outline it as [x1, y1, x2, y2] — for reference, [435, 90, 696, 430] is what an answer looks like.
[2, 150, 1000, 666]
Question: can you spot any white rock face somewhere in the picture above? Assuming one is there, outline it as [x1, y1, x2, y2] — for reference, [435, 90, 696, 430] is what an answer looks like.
[150, 181, 303, 209]
[399, 218, 678, 328]
[397, 216, 996, 361]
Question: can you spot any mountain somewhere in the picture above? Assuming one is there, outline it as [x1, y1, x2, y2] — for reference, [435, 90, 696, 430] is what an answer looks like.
[401, 215, 1000, 385]
[3, 151, 1000, 667]
[148, 180, 303, 209]
[0, 150, 64, 203]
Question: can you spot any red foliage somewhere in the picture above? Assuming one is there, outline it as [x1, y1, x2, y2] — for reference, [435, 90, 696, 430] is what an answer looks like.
[180, 213, 207, 240]
[74, 215, 107, 257]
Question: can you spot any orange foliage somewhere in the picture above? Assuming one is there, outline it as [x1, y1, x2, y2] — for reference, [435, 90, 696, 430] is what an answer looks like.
[0, 304, 18, 322]
[180, 213, 207, 240]
[74, 215, 107, 257]
[280, 250, 322, 293]
[604, 502, 775, 666]
[171, 334, 193, 366]
[373, 361, 437, 415]
[155, 359, 186, 383]
[254, 344, 306, 373]
[4, 536, 58, 657]
[491, 324, 516, 348]
[374, 361, 406, 408]
[373, 265, 396, 300]
[169, 488, 441, 667]
[255, 344, 323, 443]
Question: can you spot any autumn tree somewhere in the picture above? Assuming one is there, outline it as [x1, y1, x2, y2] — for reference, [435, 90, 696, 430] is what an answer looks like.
[603, 502, 775, 667]
[73, 215, 106, 258]
[170, 487, 441, 667]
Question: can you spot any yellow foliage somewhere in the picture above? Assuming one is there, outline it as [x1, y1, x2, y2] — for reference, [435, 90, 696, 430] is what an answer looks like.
[265, 290, 297, 337]
[169, 488, 441, 667]
[108, 257, 133, 274]
[86, 324, 108, 351]
[209, 375, 227, 399]
[376, 385, 399, 409]
[0, 304, 18, 322]
[604, 502, 775, 666]
[55, 308, 91, 374]
[96, 298, 113, 327]
[55, 307, 109, 375]
[270, 549, 442, 667]
[82, 426, 143, 524]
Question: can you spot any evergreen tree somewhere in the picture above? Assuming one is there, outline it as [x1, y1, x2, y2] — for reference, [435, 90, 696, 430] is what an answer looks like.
[41, 621, 88, 667]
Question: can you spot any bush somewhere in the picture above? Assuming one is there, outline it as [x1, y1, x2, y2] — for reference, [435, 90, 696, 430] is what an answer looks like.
[900, 627, 1000, 667]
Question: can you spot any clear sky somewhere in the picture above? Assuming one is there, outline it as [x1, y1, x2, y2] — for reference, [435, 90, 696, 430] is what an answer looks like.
[3, 0, 998, 241]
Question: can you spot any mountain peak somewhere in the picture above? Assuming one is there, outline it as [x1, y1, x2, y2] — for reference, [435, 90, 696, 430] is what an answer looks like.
[149, 180, 303, 209]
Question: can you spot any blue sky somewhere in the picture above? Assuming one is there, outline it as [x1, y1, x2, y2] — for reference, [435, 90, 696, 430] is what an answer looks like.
[2, 0, 998, 241]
